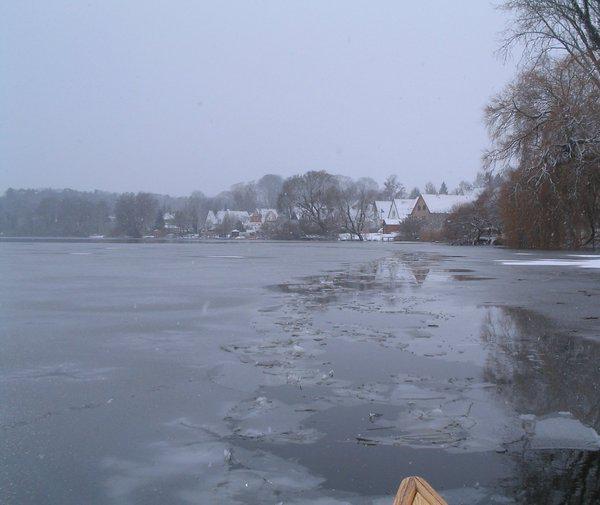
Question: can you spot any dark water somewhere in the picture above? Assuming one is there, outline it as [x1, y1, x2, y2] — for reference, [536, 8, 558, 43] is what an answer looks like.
[1, 241, 599, 504]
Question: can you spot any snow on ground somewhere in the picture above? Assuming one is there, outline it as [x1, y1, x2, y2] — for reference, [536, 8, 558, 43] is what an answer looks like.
[500, 256, 600, 269]
[338, 233, 397, 241]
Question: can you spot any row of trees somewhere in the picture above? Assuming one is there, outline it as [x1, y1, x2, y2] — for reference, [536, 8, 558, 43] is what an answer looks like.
[274, 171, 478, 240]
[0, 189, 115, 237]
[0, 188, 191, 238]
[441, 172, 504, 244]
[0, 173, 468, 238]
[378, 175, 472, 200]
[277, 172, 378, 239]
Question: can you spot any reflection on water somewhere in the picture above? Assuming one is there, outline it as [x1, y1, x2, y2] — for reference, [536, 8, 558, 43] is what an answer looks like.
[481, 306, 600, 430]
[270, 252, 439, 304]
[512, 450, 600, 504]
[262, 255, 600, 503]
[480, 306, 600, 504]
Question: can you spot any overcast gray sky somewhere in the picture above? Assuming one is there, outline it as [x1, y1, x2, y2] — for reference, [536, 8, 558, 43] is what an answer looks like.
[1, 1, 516, 196]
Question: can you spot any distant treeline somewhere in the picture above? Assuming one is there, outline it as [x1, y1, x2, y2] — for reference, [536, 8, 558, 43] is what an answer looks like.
[0, 188, 204, 238]
[0, 188, 116, 237]
[0, 174, 470, 238]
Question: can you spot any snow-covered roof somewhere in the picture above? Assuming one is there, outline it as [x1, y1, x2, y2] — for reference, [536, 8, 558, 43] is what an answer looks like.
[420, 194, 475, 214]
[393, 198, 418, 220]
[257, 208, 277, 215]
[163, 211, 175, 221]
[204, 211, 218, 225]
[374, 201, 393, 219]
[256, 208, 278, 222]
[216, 210, 250, 222]
[204, 210, 250, 228]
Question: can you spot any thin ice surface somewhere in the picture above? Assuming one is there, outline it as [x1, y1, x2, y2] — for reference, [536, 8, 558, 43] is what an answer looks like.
[1, 241, 600, 505]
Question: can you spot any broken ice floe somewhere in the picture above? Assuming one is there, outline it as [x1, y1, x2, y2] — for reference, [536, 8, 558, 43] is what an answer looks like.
[223, 395, 324, 444]
[103, 437, 326, 504]
[521, 412, 600, 451]
[500, 257, 600, 269]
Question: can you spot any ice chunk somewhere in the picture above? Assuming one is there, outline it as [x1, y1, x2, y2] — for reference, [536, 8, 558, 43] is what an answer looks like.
[530, 414, 600, 450]
[499, 258, 600, 269]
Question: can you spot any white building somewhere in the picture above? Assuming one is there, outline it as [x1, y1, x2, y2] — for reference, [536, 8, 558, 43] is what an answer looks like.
[204, 210, 251, 231]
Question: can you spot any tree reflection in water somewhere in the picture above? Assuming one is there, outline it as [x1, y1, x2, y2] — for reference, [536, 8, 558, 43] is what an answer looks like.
[480, 306, 600, 504]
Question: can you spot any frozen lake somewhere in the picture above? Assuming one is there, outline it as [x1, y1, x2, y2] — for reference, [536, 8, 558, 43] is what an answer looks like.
[2, 241, 600, 504]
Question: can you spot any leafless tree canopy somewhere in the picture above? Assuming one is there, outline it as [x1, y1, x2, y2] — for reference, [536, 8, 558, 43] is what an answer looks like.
[476, 2, 600, 247]
[382, 175, 405, 200]
[501, 0, 600, 89]
[484, 54, 600, 247]
[485, 56, 600, 176]
[334, 177, 378, 240]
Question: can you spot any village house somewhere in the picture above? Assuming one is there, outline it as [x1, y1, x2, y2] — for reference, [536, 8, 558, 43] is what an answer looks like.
[411, 193, 477, 231]
[373, 201, 394, 228]
[246, 208, 279, 233]
[385, 198, 420, 233]
[371, 193, 476, 235]
[204, 210, 251, 233]
[153, 211, 182, 237]
[412, 194, 475, 218]
[373, 198, 418, 234]
[162, 211, 179, 233]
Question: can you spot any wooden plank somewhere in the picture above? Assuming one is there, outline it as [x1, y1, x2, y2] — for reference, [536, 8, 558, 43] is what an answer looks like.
[413, 494, 432, 505]
[393, 476, 447, 505]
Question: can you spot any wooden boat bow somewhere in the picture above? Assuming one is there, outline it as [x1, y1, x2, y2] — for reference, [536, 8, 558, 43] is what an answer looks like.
[393, 476, 447, 505]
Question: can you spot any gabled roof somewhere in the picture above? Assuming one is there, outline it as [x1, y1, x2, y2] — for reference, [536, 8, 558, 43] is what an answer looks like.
[393, 198, 418, 220]
[420, 194, 475, 213]
[215, 210, 250, 222]
[257, 208, 277, 215]
[257, 208, 278, 221]
[374, 201, 393, 219]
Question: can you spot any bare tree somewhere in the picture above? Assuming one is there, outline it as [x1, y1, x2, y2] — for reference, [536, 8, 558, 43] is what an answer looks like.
[408, 187, 421, 199]
[485, 55, 600, 247]
[215, 214, 235, 237]
[277, 177, 298, 220]
[443, 189, 502, 245]
[424, 182, 438, 194]
[184, 192, 207, 233]
[172, 210, 189, 234]
[256, 174, 283, 208]
[115, 192, 158, 237]
[334, 178, 378, 240]
[382, 175, 405, 200]
[230, 182, 258, 211]
[399, 215, 423, 240]
[453, 180, 474, 195]
[280, 171, 338, 235]
[135, 193, 159, 235]
[500, 0, 600, 90]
